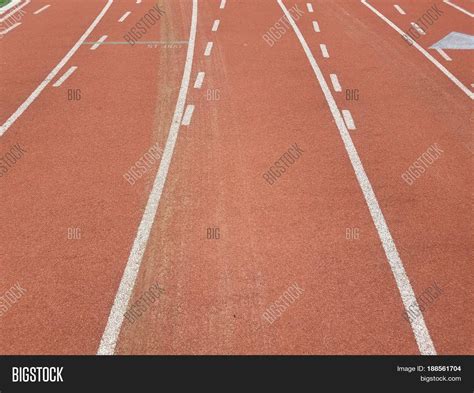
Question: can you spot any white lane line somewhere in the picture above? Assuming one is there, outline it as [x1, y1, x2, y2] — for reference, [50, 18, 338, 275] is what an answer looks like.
[136, 0, 142, 3]
[443, 0, 474, 17]
[91, 34, 108, 50]
[411, 22, 425, 35]
[33, 4, 51, 15]
[342, 109, 356, 130]
[279, 0, 437, 355]
[97, 0, 199, 356]
[0, 0, 21, 15]
[312, 21, 320, 32]
[220, 0, 226, 9]
[194, 71, 205, 89]
[394, 5, 405, 15]
[0, 22, 21, 35]
[361, 0, 473, 100]
[0, 0, 114, 137]
[52, 66, 78, 87]
[182, 104, 195, 126]
[436, 48, 452, 61]
[0, 0, 30, 22]
[320, 44, 329, 58]
[204, 41, 213, 56]
[307, 3, 313, 13]
[118, 11, 131, 22]
[330, 74, 342, 92]
[212, 19, 220, 31]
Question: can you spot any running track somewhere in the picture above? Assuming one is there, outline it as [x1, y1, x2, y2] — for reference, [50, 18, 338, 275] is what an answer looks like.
[0, 0, 472, 355]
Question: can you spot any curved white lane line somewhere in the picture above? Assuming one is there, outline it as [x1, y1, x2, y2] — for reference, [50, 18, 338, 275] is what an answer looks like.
[97, 0, 199, 356]
[0, 0, 115, 137]
[278, 0, 437, 355]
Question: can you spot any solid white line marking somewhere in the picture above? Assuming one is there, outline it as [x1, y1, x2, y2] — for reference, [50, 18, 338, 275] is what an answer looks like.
[118, 11, 131, 22]
[194, 71, 205, 89]
[182, 104, 195, 125]
[91, 35, 108, 50]
[0, 0, 114, 137]
[330, 74, 342, 92]
[394, 5, 405, 15]
[220, 0, 226, 9]
[0, 0, 30, 22]
[362, 0, 473, 99]
[443, 0, 474, 17]
[204, 41, 213, 56]
[0, 21, 20, 35]
[212, 19, 220, 32]
[279, 0, 437, 355]
[52, 66, 78, 87]
[312, 21, 320, 32]
[411, 22, 425, 35]
[33, 4, 51, 15]
[0, 0, 21, 15]
[320, 44, 329, 58]
[97, 0, 199, 356]
[436, 48, 452, 61]
[307, 3, 314, 13]
[342, 109, 356, 130]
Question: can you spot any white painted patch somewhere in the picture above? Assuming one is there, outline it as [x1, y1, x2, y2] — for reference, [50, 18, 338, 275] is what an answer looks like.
[361, 0, 473, 99]
[279, 0, 438, 355]
[330, 74, 342, 92]
[53, 66, 78, 87]
[430, 32, 474, 49]
[0, 0, 114, 137]
[97, 0, 199, 355]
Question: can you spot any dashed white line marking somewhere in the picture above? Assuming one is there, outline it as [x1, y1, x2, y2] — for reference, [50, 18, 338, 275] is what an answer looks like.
[52, 66, 78, 87]
[443, 0, 474, 17]
[312, 21, 320, 32]
[91, 35, 108, 50]
[0, 22, 21, 35]
[220, 0, 226, 9]
[436, 48, 452, 61]
[212, 19, 220, 31]
[342, 109, 356, 130]
[118, 11, 131, 22]
[362, 0, 473, 99]
[194, 71, 205, 89]
[182, 104, 195, 126]
[136, 0, 142, 3]
[307, 3, 314, 13]
[33, 4, 51, 15]
[0, 0, 114, 137]
[411, 22, 425, 35]
[330, 74, 342, 92]
[394, 5, 405, 15]
[320, 44, 329, 58]
[97, 0, 199, 355]
[204, 41, 213, 56]
[279, 0, 437, 356]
